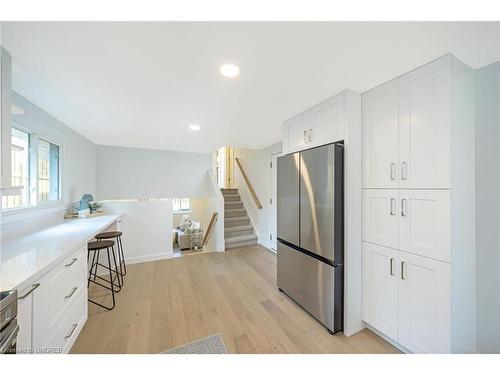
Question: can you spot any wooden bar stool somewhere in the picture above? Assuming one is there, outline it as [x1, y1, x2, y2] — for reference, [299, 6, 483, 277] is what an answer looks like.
[96, 231, 126, 279]
[87, 240, 121, 310]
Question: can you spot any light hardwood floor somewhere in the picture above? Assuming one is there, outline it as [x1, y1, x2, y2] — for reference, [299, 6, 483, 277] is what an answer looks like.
[71, 245, 399, 354]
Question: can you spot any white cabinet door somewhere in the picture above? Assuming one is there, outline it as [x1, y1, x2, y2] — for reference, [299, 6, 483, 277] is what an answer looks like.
[362, 242, 399, 340]
[363, 189, 398, 249]
[398, 190, 450, 262]
[16, 283, 39, 353]
[398, 55, 451, 189]
[310, 94, 345, 147]
[286, 114, 310, 153]
[398, 251, 451, 353]
[362, 79, 399, 188]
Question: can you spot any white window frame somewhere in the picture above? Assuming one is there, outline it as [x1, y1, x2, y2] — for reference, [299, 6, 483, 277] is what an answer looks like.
[1, 122, 64, 214]
[172, 198, 191, 213]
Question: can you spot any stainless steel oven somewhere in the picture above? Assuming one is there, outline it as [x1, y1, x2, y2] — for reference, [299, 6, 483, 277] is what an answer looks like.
[0, 290, 18, 354]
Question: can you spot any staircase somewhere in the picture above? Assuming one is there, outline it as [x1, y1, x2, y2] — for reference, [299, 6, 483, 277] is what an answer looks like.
[221, 188, 258, 249]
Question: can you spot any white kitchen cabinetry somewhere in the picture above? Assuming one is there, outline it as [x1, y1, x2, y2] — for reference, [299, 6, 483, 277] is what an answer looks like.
[285, 113, 310, 153]
[362, 79, 399, 188]
[16, 283, 39, 353]
[398, 251, 450, 353]
[282, 91, 355, 155]
[362, 243, 399, 341]
[362, 55, 475, 353]
[363, 189, 398, 249]
[16, 246, 87, 354]
[33, 247, 87, 352]
[398, 190, 450, 262]
[399, 57, 451, 189]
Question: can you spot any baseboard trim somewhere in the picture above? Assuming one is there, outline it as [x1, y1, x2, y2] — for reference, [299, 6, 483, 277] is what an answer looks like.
[364, 323, 411, 353]
[125, 252, 175, 265]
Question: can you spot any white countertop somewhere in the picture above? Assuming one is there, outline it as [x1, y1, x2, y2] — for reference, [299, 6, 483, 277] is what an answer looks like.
[0, 215, 120, 291]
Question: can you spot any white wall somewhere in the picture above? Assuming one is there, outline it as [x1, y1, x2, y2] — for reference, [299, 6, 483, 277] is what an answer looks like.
[206, 170, 224, 251]
[1, 92, 96, 237]
[95, 145, 212, 200]
[475, 61, 500, 353]
[234, 142, 282, 249]
[103, 200, 173, 264]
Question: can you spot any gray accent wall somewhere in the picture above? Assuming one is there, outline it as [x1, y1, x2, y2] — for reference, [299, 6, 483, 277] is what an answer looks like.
[475, 61, 500, 353]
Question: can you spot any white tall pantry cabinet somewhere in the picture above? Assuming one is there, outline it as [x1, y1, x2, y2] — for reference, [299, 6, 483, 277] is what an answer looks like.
[362, 55, 475, 353]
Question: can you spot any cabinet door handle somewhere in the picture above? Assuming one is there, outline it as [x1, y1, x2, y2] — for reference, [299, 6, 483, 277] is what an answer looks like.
[401, 162, 407, 180]
[401, 198, 407, 217]
[390, 163, 396, 180]
[303, 130, 308, 143]
[65, 323, 78, 339]
[17, 283, 40, 300]
[401, 261, 406, 280]
[308, 128, 313, 143]
[389, 258, 395, 276]
[390, 198, 395, 215]
[65, 258, 78, 267]
[65, 287, 78, 299]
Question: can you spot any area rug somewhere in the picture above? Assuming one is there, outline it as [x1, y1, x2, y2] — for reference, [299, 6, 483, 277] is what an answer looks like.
[161, 334, 227, 354]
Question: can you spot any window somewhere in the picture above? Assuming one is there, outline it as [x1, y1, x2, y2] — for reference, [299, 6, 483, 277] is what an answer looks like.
[172, 198, 191, 212]
[1, 128, 62, 210]
[37, 139, 60, 202]
[1, 128, 30, 209]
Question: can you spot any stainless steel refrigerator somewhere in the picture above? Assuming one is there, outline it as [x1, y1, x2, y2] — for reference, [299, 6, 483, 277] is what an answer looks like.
[277, 142, 344, 334]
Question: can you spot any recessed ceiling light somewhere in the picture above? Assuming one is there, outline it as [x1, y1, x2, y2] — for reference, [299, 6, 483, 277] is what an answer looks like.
[219, 63, 240, 78]
[154, 139, 165, 144]
[189, 124, 201, 131]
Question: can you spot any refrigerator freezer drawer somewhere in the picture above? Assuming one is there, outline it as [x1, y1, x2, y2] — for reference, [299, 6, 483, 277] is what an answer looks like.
[277, 241, 343, 333]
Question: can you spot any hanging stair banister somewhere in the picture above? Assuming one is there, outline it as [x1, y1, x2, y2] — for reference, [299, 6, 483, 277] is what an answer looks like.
[202, 212, 219, 246]
[234, 157, 263, 209]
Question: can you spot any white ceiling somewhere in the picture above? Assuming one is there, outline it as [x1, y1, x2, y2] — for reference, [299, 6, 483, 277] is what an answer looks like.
[2, 22, 500, 154]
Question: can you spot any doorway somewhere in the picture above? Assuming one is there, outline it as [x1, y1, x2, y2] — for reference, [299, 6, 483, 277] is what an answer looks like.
[216, 146, 234, 189]
[269, 151, 282, 252]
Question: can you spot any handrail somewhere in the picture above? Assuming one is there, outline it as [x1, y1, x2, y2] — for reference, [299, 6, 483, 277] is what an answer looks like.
[234, 157, 263, 209]
[202, 212, 218, 246]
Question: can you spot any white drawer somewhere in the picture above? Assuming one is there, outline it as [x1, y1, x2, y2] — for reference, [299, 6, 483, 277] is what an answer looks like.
[47, 288, 86, 353]
[41, 248, 86, 321]
[43, 247, 86, 292]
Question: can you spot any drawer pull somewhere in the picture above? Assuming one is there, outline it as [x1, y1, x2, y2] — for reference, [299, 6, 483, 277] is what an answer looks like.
[17, 283, 40, 300]
[65, 287, 78, 299]
[65, 258, 78, 267]
[401, 261, 406, 280]
[65, 323, 78, 339]
[389, 258, 395, 276]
